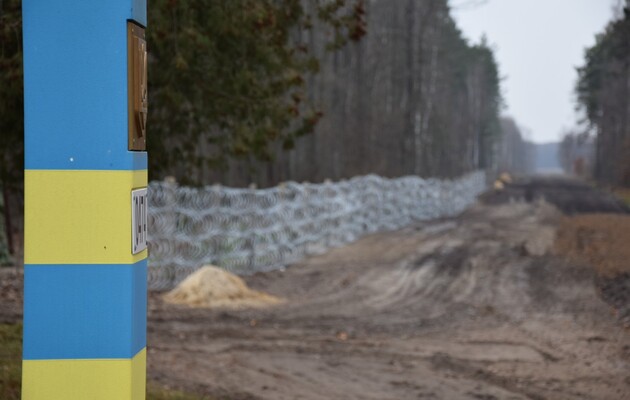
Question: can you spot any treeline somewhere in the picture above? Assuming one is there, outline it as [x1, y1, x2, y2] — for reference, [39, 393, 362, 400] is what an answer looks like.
[496, 117, 535, 175]
[211, 0, 504, 186]
[1, 0, 532, 192]
[558, 130, 594, 178]
[0, 0, 23, 258]
[2, 0, 518, 190]
[0, 0, 530, 257]
[575, 2, 630, 187]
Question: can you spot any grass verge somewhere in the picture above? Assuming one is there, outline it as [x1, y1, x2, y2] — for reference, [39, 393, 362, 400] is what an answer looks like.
[612, 187, 630, 207]
[0, 323, 209, 400]
[0, 324, 21, 400]
[148, 385, 213, 400]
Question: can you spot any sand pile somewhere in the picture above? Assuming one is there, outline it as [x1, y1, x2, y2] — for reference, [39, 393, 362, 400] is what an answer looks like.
[163, 265, 283, 309]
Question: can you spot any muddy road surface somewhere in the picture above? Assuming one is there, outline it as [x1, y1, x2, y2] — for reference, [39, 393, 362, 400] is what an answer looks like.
[147, 176, 630, 400]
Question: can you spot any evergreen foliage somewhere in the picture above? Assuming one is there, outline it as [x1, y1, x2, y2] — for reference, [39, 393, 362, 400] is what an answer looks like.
[211, 0, 505, 186]
[147, 0, 366, 183]
[0, 0, 507, 189]
[576, 3, 630, 186]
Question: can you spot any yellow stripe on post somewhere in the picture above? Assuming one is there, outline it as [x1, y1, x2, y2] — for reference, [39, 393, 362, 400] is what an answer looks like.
[23, 1, 148, 397]
[25, 170, 148, 265]
[22, 349, 146, 400]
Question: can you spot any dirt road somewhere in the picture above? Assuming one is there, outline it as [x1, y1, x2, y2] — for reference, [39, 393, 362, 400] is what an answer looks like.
[147, 176, 630, 400]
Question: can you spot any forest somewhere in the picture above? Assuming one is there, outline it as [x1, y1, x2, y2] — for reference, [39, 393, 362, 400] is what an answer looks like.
[574, 3, 630, 187]
[0, 0, 534, 189]
[0, 0, 536, 258]
[147, 0, 532, 186]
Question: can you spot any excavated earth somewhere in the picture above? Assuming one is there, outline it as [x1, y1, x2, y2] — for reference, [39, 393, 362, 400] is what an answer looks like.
[145, 176, 630, 400]
[1, 176, 629, 399]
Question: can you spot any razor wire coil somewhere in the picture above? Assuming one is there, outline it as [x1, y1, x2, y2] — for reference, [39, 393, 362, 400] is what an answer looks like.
[147, 171, 486, 290]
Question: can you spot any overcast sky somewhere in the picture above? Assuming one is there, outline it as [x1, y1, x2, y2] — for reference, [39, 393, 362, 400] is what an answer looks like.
[452, 0, 617, 144]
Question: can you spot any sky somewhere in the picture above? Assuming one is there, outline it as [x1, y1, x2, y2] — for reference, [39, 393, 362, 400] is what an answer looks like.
[452, 0, 618, 144]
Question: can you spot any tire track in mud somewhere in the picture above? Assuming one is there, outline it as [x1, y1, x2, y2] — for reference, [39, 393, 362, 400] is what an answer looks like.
[145, 177, 630, 399]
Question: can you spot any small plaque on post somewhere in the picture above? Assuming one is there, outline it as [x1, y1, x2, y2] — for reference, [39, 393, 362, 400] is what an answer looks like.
[128, 21, 147, 151]
[131, 187, 148, 254]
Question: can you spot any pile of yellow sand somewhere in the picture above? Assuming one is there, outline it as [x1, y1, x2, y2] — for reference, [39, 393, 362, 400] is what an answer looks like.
[493, 172, 513, 190]
[163, 265, 283, 309]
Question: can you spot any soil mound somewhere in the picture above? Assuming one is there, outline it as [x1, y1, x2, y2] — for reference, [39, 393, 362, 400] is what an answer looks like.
[480, 176, 630, 214]
[163, 265, 283, 309]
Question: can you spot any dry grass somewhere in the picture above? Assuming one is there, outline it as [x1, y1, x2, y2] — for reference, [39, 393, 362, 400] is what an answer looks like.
[555, 213, 630, 277]
[148, 384, 215, 400]
[0, 324, 21, 400]
[0, 323, 210, 400]
[612, 187, 630, 206]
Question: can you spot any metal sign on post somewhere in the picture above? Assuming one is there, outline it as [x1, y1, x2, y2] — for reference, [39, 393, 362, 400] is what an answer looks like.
[22, 1, 148, 399]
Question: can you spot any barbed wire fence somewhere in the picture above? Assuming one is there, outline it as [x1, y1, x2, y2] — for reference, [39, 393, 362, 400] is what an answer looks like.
[147, 171, 486, 290]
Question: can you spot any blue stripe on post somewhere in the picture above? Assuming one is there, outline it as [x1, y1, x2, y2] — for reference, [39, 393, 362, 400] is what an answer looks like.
[133, 0, 147, 27]
[23, 0, 147, 171]
[23, 261, 147, 360]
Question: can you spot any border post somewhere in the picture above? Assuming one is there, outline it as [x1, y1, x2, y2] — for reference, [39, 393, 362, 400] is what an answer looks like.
[22, 1, 148, 398]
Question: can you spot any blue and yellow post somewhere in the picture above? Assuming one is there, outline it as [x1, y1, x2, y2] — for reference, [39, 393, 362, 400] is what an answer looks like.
[22, 1, 148, 398]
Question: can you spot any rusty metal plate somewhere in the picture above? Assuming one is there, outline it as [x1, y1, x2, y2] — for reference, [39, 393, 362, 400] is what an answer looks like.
[128, 21, 147, 151]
